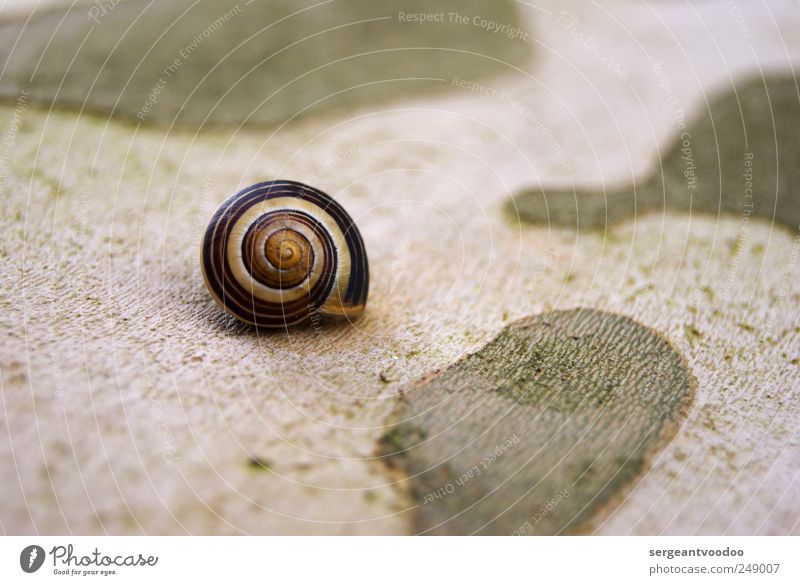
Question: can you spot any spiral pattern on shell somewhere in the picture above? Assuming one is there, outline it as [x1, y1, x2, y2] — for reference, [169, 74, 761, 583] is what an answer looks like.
[201, 180, 368, 327]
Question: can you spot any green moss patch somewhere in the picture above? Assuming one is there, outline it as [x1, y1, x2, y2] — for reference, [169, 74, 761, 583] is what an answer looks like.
[378, 309, 693, 535]
[506, 76, 800, 231]
[0, 0, 529, 128]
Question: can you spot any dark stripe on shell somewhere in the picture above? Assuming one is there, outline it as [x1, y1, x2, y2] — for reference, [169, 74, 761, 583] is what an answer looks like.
[201, 180, 367, 326]
[235, 181, 369, 308]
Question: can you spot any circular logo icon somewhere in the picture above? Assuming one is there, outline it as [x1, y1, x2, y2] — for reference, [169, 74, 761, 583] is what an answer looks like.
[20, 545, 46, 573]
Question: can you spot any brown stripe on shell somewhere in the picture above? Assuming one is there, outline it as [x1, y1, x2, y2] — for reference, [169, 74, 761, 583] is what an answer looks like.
[201, 180, 368, 327]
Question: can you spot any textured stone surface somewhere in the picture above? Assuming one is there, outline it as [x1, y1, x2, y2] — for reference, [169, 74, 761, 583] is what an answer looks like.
[1, 0, 799, 535]
[378, 309, 693, 535]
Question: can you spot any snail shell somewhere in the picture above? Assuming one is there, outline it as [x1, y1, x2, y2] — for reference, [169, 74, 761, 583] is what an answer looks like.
[201, 180, 368, 327]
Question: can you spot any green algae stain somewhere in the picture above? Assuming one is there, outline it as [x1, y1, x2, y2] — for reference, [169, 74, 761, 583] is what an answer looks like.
[684, 324, 703, 348]
[247, 456, 273, 472]
[378, 309, 693, 535]
[506, 76, 800, 231]
[0, 0, 529, 129]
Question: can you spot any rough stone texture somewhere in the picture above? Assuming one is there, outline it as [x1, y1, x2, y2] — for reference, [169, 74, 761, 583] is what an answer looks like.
[378, 309, 693, 535]
[1, 0, 799, 535]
